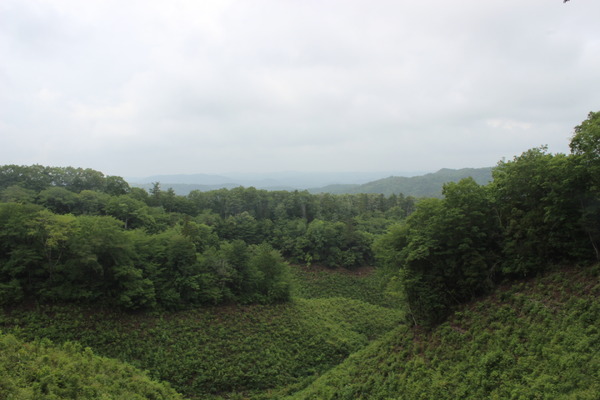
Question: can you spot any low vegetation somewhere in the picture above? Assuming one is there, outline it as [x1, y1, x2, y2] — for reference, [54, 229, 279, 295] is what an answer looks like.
[288, 265, 600, 399]
[0, 281, 403, 398]
[0, 332, 182, 399]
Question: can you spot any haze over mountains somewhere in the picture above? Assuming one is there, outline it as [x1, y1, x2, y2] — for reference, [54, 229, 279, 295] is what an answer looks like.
[127, 171, 426, 191]
[127, 167, 494, 198]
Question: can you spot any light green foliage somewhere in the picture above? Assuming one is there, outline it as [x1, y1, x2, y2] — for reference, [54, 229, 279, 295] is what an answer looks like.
[105, 194, 155, 230]
[289, 266, 600, 400]
[247, 243, 291, 303]
[75, 189, 110, 215]
[0, 332, 183, 399]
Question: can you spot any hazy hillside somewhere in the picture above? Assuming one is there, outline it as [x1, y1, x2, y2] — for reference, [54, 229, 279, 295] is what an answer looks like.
[127, 168, 492, 197]
[310, 167, 494, 197]
[126, 170, 427, 195]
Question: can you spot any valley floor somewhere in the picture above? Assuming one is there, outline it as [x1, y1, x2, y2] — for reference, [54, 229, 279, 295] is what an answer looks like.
[1, 264, 598, 399]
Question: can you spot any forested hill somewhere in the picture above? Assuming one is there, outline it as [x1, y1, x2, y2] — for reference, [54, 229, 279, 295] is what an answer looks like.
[309, 167, 493, 197]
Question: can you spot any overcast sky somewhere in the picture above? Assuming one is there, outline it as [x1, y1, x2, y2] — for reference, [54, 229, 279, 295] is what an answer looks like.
[1, 0, 599, 177]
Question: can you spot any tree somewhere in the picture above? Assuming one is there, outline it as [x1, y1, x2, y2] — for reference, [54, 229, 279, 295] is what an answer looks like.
[65, 215, 155, 308]
[0, 185, 36, 204]
[569, 111, 600, 260]
[75, 190, 110, 215]
[375, 178, 501, 326]
[570, 111, 600, 186]
[248, 243, 291, 303]
[105, 195, 154, 230]
[492, 147, 588, 273]
[104, 175, 130, 196]
[36, 187, 78, 214]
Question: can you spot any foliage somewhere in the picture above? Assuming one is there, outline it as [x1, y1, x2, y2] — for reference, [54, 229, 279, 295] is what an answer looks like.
[492, 147, 589, 274]
[0, 297, 403, 399]
[289, 264, 398, 308]
[0, 165, 129, 194]
[0, 332, 183, 399]
[375, 178, 500, 326]
[287, 266, 600, 400]
[373, 111, 600, 326]
[0, 203, 292, 309]
[1, 112, 600, 399]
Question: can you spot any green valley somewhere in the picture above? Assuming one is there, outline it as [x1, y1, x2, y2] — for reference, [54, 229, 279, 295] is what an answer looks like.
[1, 112, 599, 398]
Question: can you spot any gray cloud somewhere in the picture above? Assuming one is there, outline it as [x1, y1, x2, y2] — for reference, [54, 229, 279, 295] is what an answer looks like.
[1, 0, 599, 177]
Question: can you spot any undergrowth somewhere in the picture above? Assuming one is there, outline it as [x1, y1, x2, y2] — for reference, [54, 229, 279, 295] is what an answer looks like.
[288, 265, 600, 399]
[289, 264, 398, 308]
[0, 296, 402, 399]
[0, 332, 182, 399]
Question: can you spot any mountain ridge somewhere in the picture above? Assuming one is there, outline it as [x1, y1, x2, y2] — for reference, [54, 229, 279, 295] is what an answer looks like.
[128, 167, 493, 197]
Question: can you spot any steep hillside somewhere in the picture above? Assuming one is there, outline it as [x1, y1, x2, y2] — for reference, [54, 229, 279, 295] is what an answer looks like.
[288, 265, 600, 399]
[310, 167, 493, 197]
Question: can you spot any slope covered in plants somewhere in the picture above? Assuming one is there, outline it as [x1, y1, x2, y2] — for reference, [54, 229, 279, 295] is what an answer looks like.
[0, 284, 402, 399]
[288, 265, 600, 399]
[0, 332, 183, 399]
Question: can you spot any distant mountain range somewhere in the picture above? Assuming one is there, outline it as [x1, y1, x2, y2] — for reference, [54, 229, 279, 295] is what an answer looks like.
[126, 171, 425, 193]
[309, 167, 494, 197]
[127, 167, 493, 198]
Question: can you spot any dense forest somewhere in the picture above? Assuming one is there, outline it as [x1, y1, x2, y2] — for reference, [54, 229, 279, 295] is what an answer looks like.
[0, 111, 599, 398]
[0, 163, 415, 310]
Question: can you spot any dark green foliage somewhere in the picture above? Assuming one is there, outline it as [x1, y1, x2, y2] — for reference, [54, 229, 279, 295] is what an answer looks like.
[0, 185, 37, 204]
[2, 112, 599, 399]
[0, 297, 403, 399]
[271, 218, 374, 269]
[0, 203, 292, 310]
[376, 178, 500, 326]
[570, 111, 600, 261]
[492, 148, 589, 274]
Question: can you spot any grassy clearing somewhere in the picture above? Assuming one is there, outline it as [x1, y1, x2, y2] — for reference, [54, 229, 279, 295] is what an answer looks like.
[287, 265, 600, 399]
